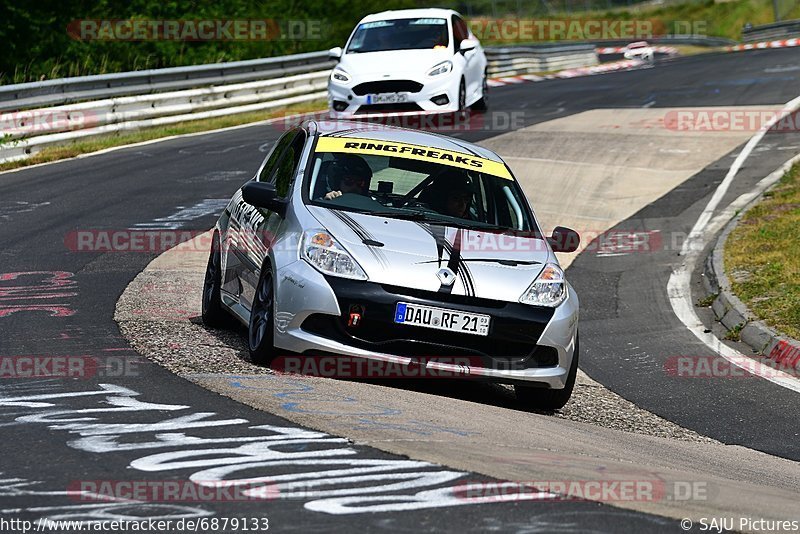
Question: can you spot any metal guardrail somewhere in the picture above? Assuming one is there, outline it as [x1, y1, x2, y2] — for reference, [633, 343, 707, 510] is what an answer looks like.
[0, 51, 335, 113]
[588, 35, 736, 48]
[0, 44, 598, 164]
[485, 44, 598, 76]
[742, 20, 800, 43]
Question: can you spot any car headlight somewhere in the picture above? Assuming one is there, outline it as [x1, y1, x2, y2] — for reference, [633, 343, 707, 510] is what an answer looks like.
[331, 69, 351, 84]
[519, 263, 566, 307]
[302, 230, 367, 280]
[427, 61, 452, 77]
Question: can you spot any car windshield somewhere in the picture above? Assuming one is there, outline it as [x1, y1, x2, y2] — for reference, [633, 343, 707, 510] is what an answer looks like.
[305, 137, 540, 236]
[346, 18, 449, 53]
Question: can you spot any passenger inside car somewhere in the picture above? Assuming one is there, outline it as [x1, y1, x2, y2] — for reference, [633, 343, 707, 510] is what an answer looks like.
[420, 170, 475, 219]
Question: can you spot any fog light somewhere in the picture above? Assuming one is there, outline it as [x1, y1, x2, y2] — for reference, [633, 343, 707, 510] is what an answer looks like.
[332, 101, 348, 112]
[431, 94, 449, 106]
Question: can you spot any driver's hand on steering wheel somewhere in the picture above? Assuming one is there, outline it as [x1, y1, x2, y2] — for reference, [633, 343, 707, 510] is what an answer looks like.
[324, 190, 343, 200]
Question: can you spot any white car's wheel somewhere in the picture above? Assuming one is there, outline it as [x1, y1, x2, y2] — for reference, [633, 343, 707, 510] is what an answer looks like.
[457, 79, 466, 112]
[472, 72, 488, 111]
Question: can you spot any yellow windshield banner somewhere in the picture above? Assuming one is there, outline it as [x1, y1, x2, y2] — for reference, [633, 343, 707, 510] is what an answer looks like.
[315, 136, 513, 180]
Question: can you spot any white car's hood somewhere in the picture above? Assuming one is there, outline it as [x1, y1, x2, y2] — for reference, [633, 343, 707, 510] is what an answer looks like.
[338, 48, 452, 78]
[309, 206, 555, 303]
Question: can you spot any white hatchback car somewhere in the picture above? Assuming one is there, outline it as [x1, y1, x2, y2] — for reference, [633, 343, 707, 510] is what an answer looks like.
[327, 8, 488, 117]
[623, 41, 654, 62]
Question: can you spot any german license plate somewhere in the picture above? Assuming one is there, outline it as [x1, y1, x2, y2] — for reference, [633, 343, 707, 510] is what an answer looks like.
[394, 302, 490, 336]
[367, 93, 409, 104]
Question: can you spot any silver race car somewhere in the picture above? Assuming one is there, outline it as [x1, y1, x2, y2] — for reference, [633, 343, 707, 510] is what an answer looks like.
[202, 120, 580, 409]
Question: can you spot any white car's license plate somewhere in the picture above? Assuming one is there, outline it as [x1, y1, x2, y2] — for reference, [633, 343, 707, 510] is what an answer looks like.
[394, 302, 490, 336]
[367, 93, 409, 104]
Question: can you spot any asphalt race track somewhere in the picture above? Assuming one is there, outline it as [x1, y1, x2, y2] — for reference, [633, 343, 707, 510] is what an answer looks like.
[1, 48, 800, 532]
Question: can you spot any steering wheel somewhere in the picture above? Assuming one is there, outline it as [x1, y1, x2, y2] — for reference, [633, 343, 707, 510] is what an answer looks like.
[393, 176, 435, 208]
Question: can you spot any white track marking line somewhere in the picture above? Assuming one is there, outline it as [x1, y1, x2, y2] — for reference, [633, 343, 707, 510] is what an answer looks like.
[667, 95, 800, 393]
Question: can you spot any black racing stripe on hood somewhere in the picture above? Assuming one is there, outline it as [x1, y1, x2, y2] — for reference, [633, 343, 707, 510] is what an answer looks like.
[459, 257, 476, 297]
[429, 225, 448, 268]
[416, 223, 473, 295]
[330, 210, 388, 267]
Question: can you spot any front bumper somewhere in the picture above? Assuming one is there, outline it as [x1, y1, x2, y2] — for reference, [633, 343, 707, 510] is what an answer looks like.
[327, 74, 459, 118]
[272, 259, 579, 387]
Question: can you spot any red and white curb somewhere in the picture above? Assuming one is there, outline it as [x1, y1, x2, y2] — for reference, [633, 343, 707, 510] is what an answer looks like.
[596, 46, 678, 55]
[728, 38, 800, 52]
[488, 58, 645, 87]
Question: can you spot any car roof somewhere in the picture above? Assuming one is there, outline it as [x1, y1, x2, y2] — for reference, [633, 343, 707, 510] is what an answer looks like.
[309, 120, 505, 163]
[359, 8, 459, 24]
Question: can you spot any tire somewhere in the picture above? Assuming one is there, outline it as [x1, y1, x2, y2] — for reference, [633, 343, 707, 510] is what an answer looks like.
[472, 73, 489, 112]
[457, 79, 466, 112]
[201, 232, 228, 328]
[248, 262, 278, 365]
[515, 334, 579, 411]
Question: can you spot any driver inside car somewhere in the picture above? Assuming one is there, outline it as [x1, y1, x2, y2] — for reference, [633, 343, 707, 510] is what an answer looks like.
[423, 170, 475, 219]
[322, 155, 373, 200]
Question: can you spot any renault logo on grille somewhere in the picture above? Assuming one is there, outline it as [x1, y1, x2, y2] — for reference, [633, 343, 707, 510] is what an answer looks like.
[437, 267, 456, 286]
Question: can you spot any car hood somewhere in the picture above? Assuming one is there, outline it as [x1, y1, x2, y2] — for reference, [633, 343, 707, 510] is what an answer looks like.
[309, 206, 555, 303]
[338, 49, 452, 78]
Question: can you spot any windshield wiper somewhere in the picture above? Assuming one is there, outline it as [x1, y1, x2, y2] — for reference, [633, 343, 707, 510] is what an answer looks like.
[422, 219, 496, 231]
[368, 210, 440, 221]
[367, 211, 511, 232]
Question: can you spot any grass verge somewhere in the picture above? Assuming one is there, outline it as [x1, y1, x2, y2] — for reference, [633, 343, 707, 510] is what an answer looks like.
[724, 163, 800, 339]
[0, 100, 326, 173]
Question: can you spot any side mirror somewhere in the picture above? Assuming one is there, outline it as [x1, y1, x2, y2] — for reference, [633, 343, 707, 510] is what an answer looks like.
[242, 181, 286, 217]
[328, 46, 342, 59]
[459, 38, 476, 53]
[547, 226, 580, 253]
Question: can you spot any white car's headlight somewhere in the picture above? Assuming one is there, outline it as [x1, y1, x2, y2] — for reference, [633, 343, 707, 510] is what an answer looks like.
[519, 263, 567, 307]
[331, 68, 351, 84]
[427, 60, 452, 77]
[302, 229, 367, 280]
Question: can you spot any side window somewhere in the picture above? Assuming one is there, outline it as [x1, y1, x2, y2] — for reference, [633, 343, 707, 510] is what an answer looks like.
[272, 133, 306, 198]
[452, 16, 468, 44]
[257, 130, 298, 183]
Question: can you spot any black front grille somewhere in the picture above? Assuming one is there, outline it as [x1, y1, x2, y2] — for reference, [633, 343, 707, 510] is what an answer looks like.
[352, 80, 424, 96]
[355, 103, 424, 114]
[305, 277, 556, 367]
[381, 284, 507, 309]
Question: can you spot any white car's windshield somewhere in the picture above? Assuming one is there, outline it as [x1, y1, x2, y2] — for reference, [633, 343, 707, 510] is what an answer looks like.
[347, 18, 449, 53]
[305, 137, 539, 235]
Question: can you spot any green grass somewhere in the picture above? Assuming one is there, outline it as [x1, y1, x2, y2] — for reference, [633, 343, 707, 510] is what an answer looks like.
[724, 164, 800, 339]
[0, 100, 326, 173]
[696, 293, 718, 307]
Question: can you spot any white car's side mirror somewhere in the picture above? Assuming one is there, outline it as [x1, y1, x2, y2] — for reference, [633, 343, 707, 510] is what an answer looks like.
[328, 46, 343, 59]
[459, 39, 476, 53]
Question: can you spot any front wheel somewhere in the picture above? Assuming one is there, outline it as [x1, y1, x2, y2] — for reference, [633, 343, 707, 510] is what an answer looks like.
[457, 79, 466, 112]
[248, 263, 278, 365]
[201, 232, 228, 328]
[515, 334, 579, 411]
[472, 73, 489, 111]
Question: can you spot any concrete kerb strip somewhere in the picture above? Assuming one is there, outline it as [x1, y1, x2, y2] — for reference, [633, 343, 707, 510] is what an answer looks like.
[703, 154, 800, 364]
